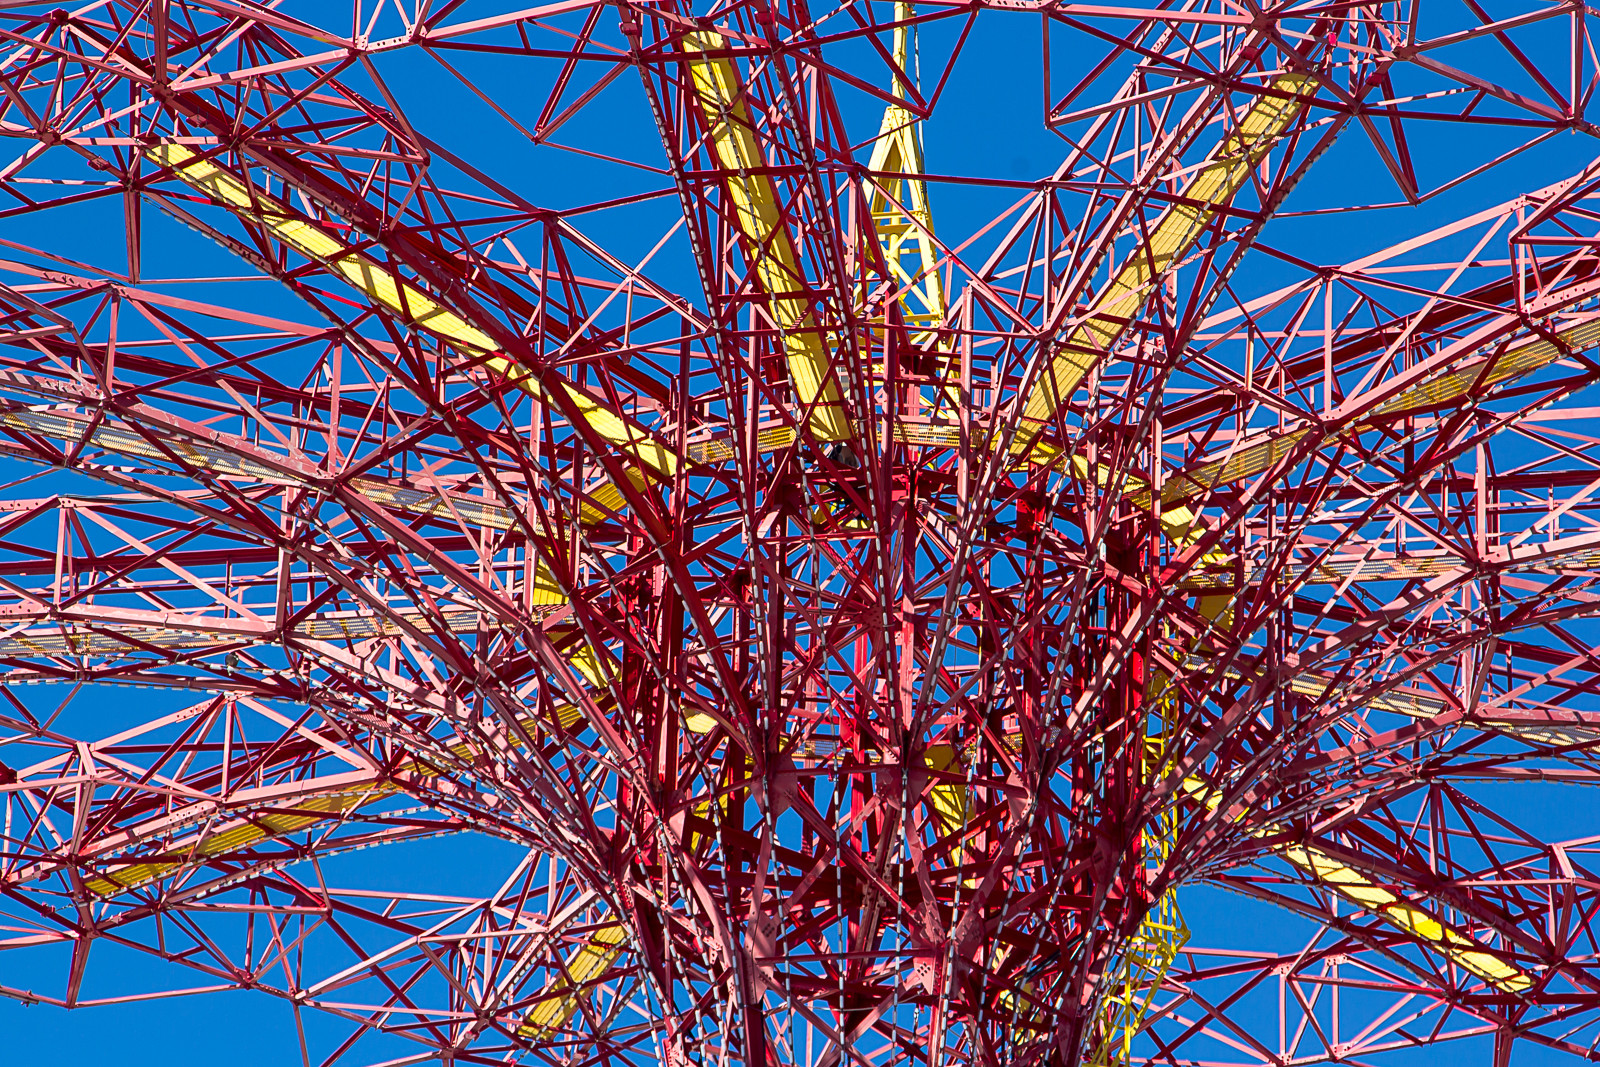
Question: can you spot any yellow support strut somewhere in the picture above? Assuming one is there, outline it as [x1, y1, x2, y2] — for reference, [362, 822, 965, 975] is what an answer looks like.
[1182, 778, 1532, 993]
[146, 143, 676, 524]
[1170, 313, 1600, 504]
[682, 33, 854, 443]
[866, 3, 959, 421]
[866, 5, 947, 350]
[519, 922, 629, 1038]
[1016, 75, 1316, 453]
[81, 694, 590, 898]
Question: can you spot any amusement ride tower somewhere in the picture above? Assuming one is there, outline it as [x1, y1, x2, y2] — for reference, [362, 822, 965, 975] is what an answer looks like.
[3, 2, 1600, 1066]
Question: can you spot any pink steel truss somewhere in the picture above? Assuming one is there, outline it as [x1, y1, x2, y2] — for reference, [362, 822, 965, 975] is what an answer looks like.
[3, 2, 1600, 1065]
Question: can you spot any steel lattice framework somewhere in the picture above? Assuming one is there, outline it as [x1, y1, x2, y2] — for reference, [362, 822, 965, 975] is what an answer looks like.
[4, 2, 1600, 1066]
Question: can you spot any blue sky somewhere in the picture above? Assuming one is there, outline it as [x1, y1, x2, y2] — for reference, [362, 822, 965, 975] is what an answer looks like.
[3, 2, 1600, 1064]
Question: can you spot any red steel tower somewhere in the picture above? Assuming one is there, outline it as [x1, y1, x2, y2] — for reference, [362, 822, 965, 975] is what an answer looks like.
[2, 2, 1600, 1065]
